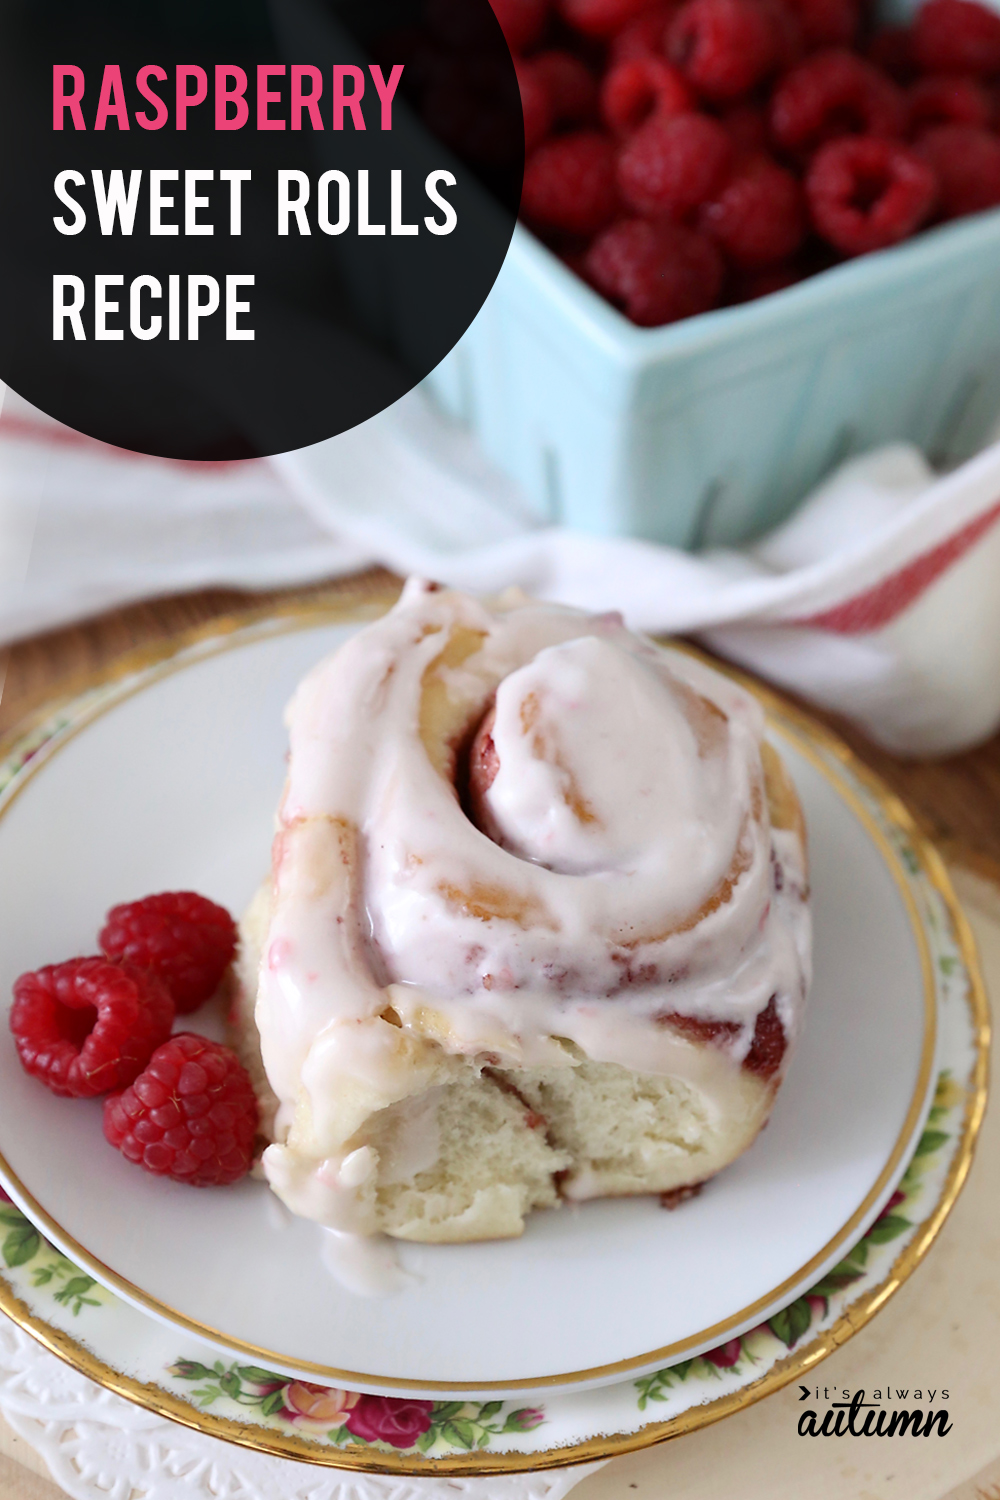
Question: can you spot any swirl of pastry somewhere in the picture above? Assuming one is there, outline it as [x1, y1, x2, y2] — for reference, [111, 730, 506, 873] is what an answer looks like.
[235, 580, 810, 1253]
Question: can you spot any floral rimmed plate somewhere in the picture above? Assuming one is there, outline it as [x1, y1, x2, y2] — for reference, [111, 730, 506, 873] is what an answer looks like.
[0, 602, 988, 1468]
[0, 1059, 982, 1473]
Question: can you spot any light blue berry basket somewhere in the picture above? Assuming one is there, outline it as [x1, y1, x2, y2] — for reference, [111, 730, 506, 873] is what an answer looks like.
[424, 171, 1000, 550]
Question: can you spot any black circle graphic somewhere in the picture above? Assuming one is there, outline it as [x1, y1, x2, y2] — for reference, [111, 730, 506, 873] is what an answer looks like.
[0, 0, 522, 458]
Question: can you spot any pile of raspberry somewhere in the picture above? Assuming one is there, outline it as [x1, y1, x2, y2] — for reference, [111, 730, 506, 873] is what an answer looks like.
[9, 892, 258, 1188]
[497, 0, 1000, 324]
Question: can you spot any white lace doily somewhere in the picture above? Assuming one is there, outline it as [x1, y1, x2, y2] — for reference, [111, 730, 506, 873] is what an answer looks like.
[0, 1319, 605, 1500]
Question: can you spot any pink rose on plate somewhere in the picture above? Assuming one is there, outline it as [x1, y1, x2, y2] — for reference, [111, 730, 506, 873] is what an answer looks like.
[344, 1394, 435, 1447]
[703, 1338, 742, 1368]
[506, 1407, 545, 1430]
[283, 1381, 360, 1425]
[875, 1189, 906, 1221]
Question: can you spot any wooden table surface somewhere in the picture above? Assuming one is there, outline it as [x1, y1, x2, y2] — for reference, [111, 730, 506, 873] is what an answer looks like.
[1, 571, 999, 1500]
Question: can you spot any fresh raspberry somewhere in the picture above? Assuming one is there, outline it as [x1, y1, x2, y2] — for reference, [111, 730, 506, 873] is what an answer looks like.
[784, 0, 858, 49]
[806, 135, 937, 253]
[912, 0, 1000, 76]
[10, 958, 174, 1099]
[521, 129, 619, 232]
[866, 25, 916, 84]
[617, 110, 732, 215]
[584, 218, 723, 324]
[907, 75, 993, 135]
[700, 155, 806, 265]
[100, 892, 237, 1016]
[720, 102, 769, 160]
[559, 246, 592, 279]
[530, 51, 599, 125]
[728, 261, 802, 300]
[489, 0, 550, 52]
[600, 57, 692, 134]
[103, 1034, 258, 1187]
[763, 0, 807, 70]
[516, 58, 555, 151]
[769, 49, 907, 157]
[609, 3, 679, 61]
[667, 0, 783, 102]
[917, 124, 1000, 216]
[558, 0, 664, 38]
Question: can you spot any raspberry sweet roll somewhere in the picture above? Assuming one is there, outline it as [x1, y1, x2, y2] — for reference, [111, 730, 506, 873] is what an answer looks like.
[234, 580, 811, 1257]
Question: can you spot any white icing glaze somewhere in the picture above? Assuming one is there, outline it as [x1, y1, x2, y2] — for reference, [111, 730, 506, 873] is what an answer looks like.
[320, 1228, 416, 1298]
[377, 1088, 444, 1185]
[254, 580, 811, 1247]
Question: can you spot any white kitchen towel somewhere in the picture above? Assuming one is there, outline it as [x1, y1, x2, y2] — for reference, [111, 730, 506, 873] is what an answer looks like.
[3, 381, 1000, 756]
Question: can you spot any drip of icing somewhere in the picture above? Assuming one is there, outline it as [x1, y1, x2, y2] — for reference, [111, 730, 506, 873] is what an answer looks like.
[320, 1229, 417, 1298]
[253, 579, 811, 1244]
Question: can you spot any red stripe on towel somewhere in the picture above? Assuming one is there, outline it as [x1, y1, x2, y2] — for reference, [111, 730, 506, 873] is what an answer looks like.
[0, 413, 254, 472]
[790, 499, 1000, 635]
